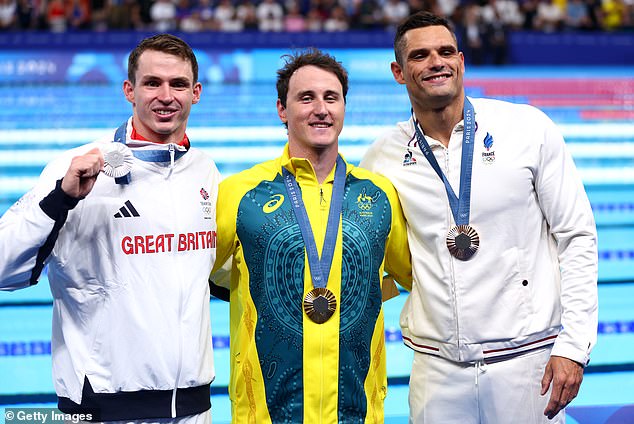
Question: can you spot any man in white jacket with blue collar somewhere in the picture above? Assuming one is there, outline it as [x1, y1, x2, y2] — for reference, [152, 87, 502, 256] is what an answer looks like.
[361, 11, 598, 424]
[0, 34, 220, 422]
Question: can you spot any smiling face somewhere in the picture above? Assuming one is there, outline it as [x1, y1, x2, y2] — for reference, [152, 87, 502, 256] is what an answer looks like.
[123, 49, 202, 144]
[391, 25, 465, 113]
[277, 65, 345, 159]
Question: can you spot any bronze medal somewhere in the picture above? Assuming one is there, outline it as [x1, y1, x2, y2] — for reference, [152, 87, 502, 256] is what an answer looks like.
[303, 287, 337, 324]
[446, 225, 479, 260]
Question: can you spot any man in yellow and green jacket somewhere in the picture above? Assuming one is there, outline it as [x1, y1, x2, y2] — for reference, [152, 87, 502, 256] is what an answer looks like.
[211, 48, 411, 424]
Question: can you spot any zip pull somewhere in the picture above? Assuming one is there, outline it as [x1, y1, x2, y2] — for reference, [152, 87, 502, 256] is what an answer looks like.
[166, 144, 175, 179]
[169, 144, 175, 168]
[320, 188, 326, 206]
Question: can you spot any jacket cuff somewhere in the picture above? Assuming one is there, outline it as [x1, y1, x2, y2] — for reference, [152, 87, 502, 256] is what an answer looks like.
[39, 179, 81, 221]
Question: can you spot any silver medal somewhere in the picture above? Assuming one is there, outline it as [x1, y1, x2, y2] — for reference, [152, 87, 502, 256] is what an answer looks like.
[101, 143, 133, 178]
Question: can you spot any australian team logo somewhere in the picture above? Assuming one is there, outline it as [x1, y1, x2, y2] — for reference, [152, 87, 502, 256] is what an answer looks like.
[263, 194, 284, 213]
[357, 188, 381, 217]
[482, 132, 496, 164]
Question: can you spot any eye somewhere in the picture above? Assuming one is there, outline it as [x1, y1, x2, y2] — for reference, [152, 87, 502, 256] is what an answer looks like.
[172, 80, 189, 89]
[300, 95, 313, 103]
[145, 80, 160, 87]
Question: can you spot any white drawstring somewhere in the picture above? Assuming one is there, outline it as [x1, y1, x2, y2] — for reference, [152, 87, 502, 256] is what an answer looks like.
[475, 360, 487, 386]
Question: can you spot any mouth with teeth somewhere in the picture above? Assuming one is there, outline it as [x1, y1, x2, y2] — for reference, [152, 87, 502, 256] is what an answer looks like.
[423, 73, 451, 83]
[310, 122, 332, 128]
[154, 109, 177, 118]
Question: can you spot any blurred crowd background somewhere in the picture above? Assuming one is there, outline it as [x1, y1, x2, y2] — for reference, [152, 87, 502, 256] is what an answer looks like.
[0, 0, 632, 65]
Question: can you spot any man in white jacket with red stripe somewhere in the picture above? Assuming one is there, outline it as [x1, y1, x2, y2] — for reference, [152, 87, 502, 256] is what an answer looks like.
[360, 12, 598, 423]
[0, 34, 220, 422]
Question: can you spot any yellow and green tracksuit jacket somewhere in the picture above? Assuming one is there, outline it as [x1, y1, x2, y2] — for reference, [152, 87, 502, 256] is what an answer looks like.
[213, 145, 412, 423]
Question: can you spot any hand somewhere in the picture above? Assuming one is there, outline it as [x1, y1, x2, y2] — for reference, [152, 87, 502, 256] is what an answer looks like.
[541, 355, 584, 419]
[60, 148, 104, 199]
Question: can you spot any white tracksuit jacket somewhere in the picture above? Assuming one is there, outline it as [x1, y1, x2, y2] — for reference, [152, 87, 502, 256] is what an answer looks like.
[360, 97, 598, 366]
[0, 118, 220, 421]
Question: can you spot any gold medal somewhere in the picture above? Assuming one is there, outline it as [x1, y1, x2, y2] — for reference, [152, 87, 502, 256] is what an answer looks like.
[446, 225, 479, 260]
[303, 288, 337, 324]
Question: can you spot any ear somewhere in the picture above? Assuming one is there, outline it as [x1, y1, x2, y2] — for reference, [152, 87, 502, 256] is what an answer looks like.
[123, 80, 134, 104]
[391, 61, 406, 85]
[276, 98, 287, 124]
[192, 82, 202, 104]
[459, 51, 466, 73]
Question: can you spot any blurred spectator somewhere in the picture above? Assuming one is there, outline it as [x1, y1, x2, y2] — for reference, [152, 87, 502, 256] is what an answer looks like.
[564, 0, 593, 28]
[215, 0, 243, 30]
[462, 2, 486, 64]
[480, 0, 511, 63]
[256, 0, 284, 30]
[624, 0, 634, 27]
[67, 0, 91, 30]
[520, 0, 540, 27]
[150, 0, 177, 31]
[16, 0, 35, 29]
[179, 9, 203, 30]
[106, 0, 143, 29]
[483, 0, 524, 27]
[236, 0, 259, 29]
[0, 0, 16, 29]
[305, 6, 323, 29]
[91, 0, 108, 30]
[324, 4, 349, 29]
[47, 0, 67, 31]
[2, 0, 631, 35]
[382, 0, 410, 30]
[601, 0, 626, 29]
[350, 0, 383, 28]
[436, 0, 459, 19]
[284, 1, 308, 30]
[178, 0, 204, 31]
[535, 0, 565, 30]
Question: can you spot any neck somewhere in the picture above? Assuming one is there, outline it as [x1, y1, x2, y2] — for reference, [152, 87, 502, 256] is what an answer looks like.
[289, 143, 339, 184]
[413, 98, 465, 147]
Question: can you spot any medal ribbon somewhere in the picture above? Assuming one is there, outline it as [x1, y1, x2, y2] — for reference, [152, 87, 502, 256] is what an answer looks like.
[282, 155, 346, 289]
[112, 121, 188, 184]
[413, 98, 475, 226]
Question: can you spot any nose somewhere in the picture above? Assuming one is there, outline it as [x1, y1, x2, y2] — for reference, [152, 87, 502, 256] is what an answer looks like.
[157, 83, 174, 103]
[313, 99, 328, 119]
[428, 51, 444, 69]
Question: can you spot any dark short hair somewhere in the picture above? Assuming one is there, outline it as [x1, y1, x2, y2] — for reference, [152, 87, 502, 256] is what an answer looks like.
[127, 34, 198, 84]
[276, 48, 348, 108]
[394, 12, 457, 65]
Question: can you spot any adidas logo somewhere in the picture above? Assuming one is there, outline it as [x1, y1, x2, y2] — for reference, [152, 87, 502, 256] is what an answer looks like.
[114, 200, 140, 218]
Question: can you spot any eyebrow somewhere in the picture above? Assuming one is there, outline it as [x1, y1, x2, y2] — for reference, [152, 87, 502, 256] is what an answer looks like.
[408, 44, 458, 57]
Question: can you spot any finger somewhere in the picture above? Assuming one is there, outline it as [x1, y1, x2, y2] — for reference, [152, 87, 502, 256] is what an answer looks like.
[544, 371, 574, 419]
[541, 362, 553, 396]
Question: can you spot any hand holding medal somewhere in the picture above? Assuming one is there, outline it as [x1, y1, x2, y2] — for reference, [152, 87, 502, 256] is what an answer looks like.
[100, 143, 134, 178]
